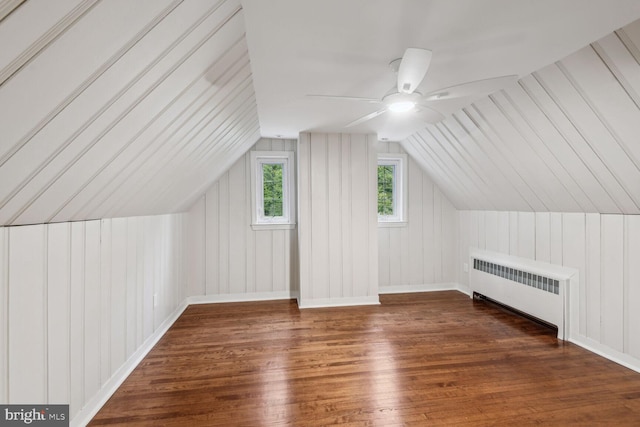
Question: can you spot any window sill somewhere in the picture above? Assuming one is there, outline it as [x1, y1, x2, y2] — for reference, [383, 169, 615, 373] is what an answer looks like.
[378, 221, 408, 228]
[251, 223, 296, 231]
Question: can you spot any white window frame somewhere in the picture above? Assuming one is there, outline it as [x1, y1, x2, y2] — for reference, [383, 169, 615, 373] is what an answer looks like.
[377, 153, 407, 227]
[250, 151, 296, 230]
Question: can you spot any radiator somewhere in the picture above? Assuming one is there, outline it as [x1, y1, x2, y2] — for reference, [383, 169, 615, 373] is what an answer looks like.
[469, 249, 577, 340]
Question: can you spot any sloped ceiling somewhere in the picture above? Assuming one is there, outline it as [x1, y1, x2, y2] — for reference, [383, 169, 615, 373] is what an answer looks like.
[403, 19, 640, 214]
[0, 0, 260, 226]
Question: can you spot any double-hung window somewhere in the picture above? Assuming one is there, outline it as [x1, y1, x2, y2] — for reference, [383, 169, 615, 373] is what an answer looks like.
[377, 153, 407, 225]
[250, 151, 295, 230]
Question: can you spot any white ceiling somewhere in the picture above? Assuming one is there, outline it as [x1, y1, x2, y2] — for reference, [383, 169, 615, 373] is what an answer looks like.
[242, 0, 640, 141]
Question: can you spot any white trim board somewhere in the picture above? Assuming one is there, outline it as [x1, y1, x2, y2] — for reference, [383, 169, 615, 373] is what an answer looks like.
[569, 336, 640, 374]
[187, 291, 296, 305]
[71, 300, 189, 427]
[297, 296, 380, 309]
[378, 283, 459, 294]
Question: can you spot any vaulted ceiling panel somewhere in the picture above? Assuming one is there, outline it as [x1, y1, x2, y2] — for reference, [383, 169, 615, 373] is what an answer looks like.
[0, 0, 259, 226]
[404, 18, 640, 214]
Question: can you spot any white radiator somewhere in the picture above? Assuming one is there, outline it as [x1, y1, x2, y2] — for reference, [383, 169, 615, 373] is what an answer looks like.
[469, 249, 578, 340]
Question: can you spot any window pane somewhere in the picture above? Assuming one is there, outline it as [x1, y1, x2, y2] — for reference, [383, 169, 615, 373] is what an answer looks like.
[263, 163, 283, 217]
[378, 165, 394, 215]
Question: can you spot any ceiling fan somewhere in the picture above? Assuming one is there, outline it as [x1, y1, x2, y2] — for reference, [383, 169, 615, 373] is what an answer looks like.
[308, 48, 518, 128]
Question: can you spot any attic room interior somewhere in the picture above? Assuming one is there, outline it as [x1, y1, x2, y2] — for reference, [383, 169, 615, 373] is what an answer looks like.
[1, 0, 640, 425]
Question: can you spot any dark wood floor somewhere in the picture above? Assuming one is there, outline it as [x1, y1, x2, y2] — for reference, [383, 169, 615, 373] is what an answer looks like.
[90, 291, 640, 426]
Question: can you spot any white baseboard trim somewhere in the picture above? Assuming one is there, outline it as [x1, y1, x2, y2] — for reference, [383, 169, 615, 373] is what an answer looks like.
[456, 284, 472, 297]
[71, 300, 189, 427]
[298, 295, 380, 309]
[187, 291, 296, 305]
[378, 283, 459, 294]
[569, 335, 640, 374]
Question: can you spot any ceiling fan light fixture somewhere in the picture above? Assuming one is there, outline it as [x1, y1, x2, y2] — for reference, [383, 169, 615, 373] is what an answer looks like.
[388, 101, 416, 113]
[383, 91, 421, 114]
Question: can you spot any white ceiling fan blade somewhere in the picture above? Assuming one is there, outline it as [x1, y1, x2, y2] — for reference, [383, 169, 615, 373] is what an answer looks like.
[397, 48, 432, 94]
[416, 105, 445, 123]
[345, 109, 387, 128]
[306, 94, 380, 103]
[423, 75, 518, 101]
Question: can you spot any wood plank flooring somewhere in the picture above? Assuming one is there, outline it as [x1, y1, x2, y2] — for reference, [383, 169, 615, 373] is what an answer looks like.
[90, 291, 640, 426]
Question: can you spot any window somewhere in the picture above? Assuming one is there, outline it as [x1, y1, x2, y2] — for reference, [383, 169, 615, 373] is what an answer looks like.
[377, 153, 407, 225]
[250, 151, 295, 229]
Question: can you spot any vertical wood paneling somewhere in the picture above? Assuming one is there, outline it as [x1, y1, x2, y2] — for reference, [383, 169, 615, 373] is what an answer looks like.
[468, 210, 479, 250]
[535, 212, 551, 262]
[228, 160, 246, 293]
[433, 188, 443, 282]
[218, 174, 230, 294]
[1, 213, 187, 419]
[517, 212, 535, 259]
[125, 217, 138, 358]
[272, 231, 285, 292]
[199, 138, 298, 298]
[142, 219, 154, 341]
[255, 232, 273, 293]
[99, 219, 111, 385]
[0, 227, 7, 403]
[457, 211, 470, 287]
[484, 211, 499, 251]
[441, 196, 456, 281]
[310, 133, 330, 298]
[205, 185, 219, 295]
[110, 218, 127, 374]
[378, 228, 390, 287]
[84, 220, 101, 403]
[69, 221, 85, 418]
[388, 225, 402, 287]
[601, 215, 624, 352]
[549, 213, 563, 265]
[8, 224, 46, 403]
[245, 154, 256, 294]
[477, 211, 486, 250]
[562, 213, 586, 336]
[407, 156, 423, 284]
[298, 134, 311, 300]
[298, 133, 377, 305]
[47, 222, 70, 404]
[625, 215, 640, 358]
[366, 135, 378, 297]
[497, 211, 510, 253]
[340, 135, 353, 297]
[327, 134, 343, 297]
[509, 211, 519, 256]
[585, 213, 602, 341]
[422, 177, 435, 283]
[135, 219, 144, 348]
[349, 135, 369, 297]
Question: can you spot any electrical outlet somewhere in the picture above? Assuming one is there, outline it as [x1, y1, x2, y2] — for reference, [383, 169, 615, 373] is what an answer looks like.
[463, 263, 469, 273]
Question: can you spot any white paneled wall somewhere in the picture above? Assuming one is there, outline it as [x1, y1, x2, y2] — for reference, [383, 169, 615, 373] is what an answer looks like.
[458, 211, 640, 370]
[188, 138, 299, 301]
[405, 19, 640, 214]
[0, 213, 187, 423]
[377, 142, 457, 292]
[298, 133, 378, 307]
